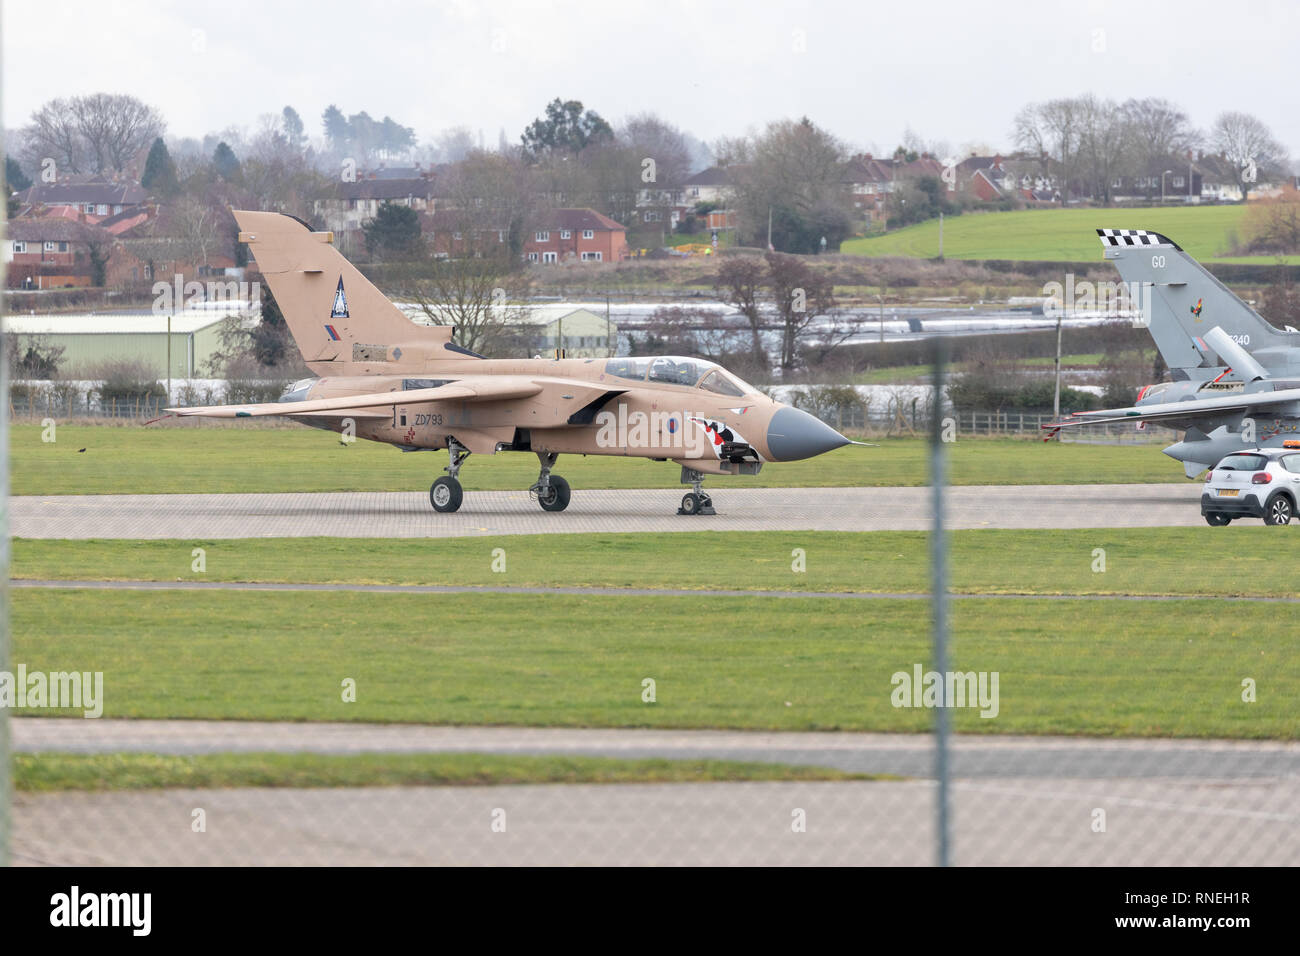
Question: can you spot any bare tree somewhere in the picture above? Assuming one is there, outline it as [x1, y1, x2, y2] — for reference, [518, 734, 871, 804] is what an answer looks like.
[1212, 110, 1289, 201]
[765, 251, 835, 375]
[1121, 97, 1200, 170]
[402, 257, 534, 356]
[619, 113, 692, 187]
[24, 98, 84, 173]
[714, 256, 767, 366]
[70, 93, 165, 174]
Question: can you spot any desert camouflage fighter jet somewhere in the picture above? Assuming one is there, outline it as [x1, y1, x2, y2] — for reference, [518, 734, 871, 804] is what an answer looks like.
[165, 210, 857, 514]
[1044, 228, 1300, 475]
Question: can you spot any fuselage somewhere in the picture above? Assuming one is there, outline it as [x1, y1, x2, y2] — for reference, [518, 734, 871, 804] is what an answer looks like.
[282, 353, 849, 472]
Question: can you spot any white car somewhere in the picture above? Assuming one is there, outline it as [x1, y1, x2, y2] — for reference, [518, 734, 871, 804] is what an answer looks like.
[1201, 446, 1300, 526]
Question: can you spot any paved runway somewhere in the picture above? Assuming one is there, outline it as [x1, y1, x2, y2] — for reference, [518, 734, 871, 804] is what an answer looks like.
[10, 483, 1206, 538]
[12, 720, 1297, 866]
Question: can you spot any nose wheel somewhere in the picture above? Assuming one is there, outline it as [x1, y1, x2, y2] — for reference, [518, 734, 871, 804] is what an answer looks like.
[677, 467, 716, 515]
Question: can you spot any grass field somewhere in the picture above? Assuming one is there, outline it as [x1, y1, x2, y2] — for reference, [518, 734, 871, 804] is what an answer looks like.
[13, 529, 1300, 598]
[12, 589, 1296, 737]
[11, 424, 1180, 494]
[842, 206, 1299, 264]
[12, 752, 872, 792]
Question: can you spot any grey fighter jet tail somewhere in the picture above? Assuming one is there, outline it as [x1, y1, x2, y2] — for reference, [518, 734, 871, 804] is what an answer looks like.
[1097, 228, 1300, 379]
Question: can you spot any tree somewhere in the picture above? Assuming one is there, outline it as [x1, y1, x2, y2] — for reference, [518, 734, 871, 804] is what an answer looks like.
[1244, 187, 1300, 254]
[1074, 94, 1130, 206]
[439, 150, 539, 257]
[434, 126, 476, 163]
[730, 117, 851, 252]
[5, 155, 31, 192]
[714, 256, 768, 366]
[521, 98, 613, 161]
[362, 201, 423, 259]
[23, 98, 87, 173]
[765, 251, 835, 374]
[282, 106, 306, 151]
[141, 137, 180, 195]
[1012, 98, 1083, 200]
[1211, 110, 1288, 201]
[321, 104, 349, 152]
[69, 93, 164, 174]
[401, 256, 534, 356]
[1121, 97, 1199, 171]
[212, 141, 241, 181]
[618, 113, 692, 188]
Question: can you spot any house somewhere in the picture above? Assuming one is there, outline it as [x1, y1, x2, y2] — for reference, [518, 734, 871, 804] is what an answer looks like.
[523, 209, 628, 263]
[681, 167, 735, 207]
[14, 178, 148, 223]
[4, 219, 117, 289]
[529, 308, 615, 357]
[314, 173, 443, 255]
[1112, 160, 1202, 203]
[842, 154, 897, 221]
[426, 207, 627, 263]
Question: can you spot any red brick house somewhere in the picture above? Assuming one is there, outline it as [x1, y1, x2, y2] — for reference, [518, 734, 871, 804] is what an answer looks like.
[15, 179, 148, 223]
[4, 219, 117, 288]
[427, 207, 628, 263]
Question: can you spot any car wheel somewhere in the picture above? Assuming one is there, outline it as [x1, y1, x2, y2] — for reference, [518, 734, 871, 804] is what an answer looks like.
[1263, 494, 1294, 526]
[1204, 512, 1231, 526]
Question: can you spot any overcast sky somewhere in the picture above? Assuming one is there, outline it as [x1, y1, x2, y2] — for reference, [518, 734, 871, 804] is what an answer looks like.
[5, 0, 1298, 161]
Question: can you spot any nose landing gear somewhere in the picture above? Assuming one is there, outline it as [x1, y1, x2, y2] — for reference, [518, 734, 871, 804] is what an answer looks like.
[677, 467, 716, 516]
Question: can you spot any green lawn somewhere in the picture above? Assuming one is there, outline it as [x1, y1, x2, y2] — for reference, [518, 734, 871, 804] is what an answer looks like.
[12, 589, 1296, 738]
[12, 752, 873, 792]
[10, 425, 1182, 494]
[13, 529, 1300, 598]
[842, 206, 1298, 264]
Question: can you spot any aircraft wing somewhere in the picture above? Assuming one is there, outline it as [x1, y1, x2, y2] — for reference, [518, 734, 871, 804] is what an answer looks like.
[1044, 386, 1300, 432]
[166, 378, 546, 419]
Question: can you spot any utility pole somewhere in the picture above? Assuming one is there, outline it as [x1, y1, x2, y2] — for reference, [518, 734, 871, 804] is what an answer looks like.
[167, 313, 172, 408]
[938, 212, 944, 260]
[605, 294, 612, 357]
[1052, 312, 1063, 423]
[930, 337, 952, 868]
[766, 207, 773, 251]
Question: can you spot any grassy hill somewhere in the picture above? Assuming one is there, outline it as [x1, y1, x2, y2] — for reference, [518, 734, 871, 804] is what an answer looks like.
[841, 206, 1297, 263]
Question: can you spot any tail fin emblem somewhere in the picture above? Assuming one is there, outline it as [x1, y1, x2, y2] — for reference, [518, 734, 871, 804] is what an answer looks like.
[1190, 298, 1203, 319]
[330, 277, 350, 319]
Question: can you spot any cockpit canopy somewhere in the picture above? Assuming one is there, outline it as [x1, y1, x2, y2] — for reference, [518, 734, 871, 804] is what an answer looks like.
[604, 356, 756, 397]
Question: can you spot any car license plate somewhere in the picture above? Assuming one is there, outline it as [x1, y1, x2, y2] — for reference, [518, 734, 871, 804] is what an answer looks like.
[1218, 489, 1239, 497]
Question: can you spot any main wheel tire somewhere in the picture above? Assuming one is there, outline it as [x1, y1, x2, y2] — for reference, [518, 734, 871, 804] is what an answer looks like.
[681, 492, 701, 516]
[1204, 512, 1231, 526]
[1264, 493, 1294, 526]
[538, 475, 571, 512]
[430, 476, 463, 513]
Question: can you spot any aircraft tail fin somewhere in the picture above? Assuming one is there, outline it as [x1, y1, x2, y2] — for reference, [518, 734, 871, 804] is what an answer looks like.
[1097, 229, 1289, 378]
[233, 209, 480, 375]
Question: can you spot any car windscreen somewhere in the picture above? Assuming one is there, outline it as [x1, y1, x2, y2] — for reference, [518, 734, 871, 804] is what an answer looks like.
[1215, 454, 1267, 471]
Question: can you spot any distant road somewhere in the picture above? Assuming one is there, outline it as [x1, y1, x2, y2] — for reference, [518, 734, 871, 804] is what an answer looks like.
[9, 483, 1205, 539]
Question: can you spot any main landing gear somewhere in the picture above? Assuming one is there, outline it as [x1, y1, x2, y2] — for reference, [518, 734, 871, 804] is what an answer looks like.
[529, 451, 571, 512]
[428, 443, 573, 514]
[677, 467, 716, 516]
[429, 439, 470, 513]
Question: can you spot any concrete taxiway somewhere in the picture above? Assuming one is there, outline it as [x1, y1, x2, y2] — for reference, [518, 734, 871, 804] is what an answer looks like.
[10, 483, 1206, 539]
[11, 720, 1297, 866]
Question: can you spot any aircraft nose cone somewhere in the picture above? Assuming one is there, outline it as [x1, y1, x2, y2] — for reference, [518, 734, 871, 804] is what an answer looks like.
[766, 406, 851, 461]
